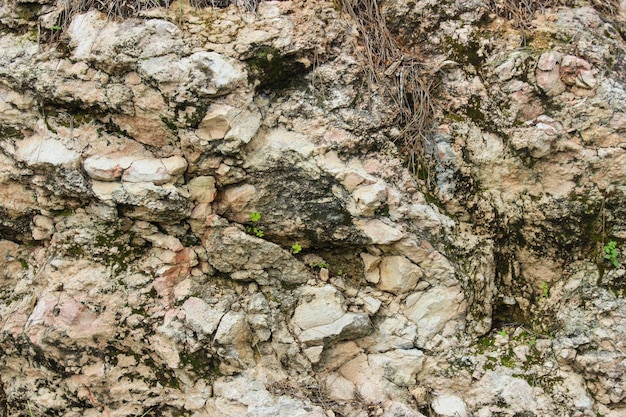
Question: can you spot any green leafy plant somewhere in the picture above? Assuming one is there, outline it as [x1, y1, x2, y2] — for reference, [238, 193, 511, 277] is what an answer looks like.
[247, 212, 264, 237]
[291, 243, 302, 254]
[540, 282, 549, 298]
[308, 261, 330, 269]
[497, 329, 507, 337]
[604, 241, 621, 268]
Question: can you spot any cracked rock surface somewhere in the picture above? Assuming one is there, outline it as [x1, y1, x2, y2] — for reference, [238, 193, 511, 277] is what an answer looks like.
[0, 0, 625, 416]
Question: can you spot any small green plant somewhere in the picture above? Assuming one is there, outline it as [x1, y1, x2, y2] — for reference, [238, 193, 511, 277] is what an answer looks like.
[498, 329, 507, 337]
[540, 282, 549, 298]
[308, 260, 330, 269]
[291, 243, 302, 254]
[604, 241, 621, 268]
[51, 25, 62, 31]
[247, 212, 264, 237]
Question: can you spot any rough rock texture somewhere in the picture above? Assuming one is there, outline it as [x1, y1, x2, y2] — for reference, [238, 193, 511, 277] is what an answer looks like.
[1, 0, 625, 416]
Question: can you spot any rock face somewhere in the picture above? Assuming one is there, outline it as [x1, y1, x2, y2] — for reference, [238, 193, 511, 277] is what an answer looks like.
[0, 0, 625, 417]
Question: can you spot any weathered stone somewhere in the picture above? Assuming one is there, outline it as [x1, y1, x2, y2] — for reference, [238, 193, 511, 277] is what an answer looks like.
[377, 256, 423, 295]
[404, 285, 466, 347]
[203, 224, 309, 285]
[299, 313, 371, 347]
[215, 311, 255, 368]
[181, 297, 228, 337]
[431, 394, 468, 417]
[352, 181, 387, 216]
[354, 219, 404, 244]
[368, 349, 424, 387]
[16, 135, 79, 167]
[187, 175, 217, 203]
[83, 155, 133, 181]
[292, 285, 346, 330]
[122, 157, 187, 185]
[361, 252, 381, 284]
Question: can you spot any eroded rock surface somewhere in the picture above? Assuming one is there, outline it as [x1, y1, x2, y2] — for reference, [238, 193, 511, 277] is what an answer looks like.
[0, 0, 625, 416]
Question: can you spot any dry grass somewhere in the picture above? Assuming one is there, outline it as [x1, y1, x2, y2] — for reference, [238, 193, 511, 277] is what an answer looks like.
[337, 0, 436, 182]
[71, 0, 174, 19]
[486, 0, 573, 29]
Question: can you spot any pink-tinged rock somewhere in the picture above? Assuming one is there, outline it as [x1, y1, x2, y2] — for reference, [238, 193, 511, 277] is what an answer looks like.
[83, 155, 133, 181]
[537, 51, 562, 71]
[536, 52, 565, 96]
[561, 55, 596, 88]
[25, 294, 108, 344]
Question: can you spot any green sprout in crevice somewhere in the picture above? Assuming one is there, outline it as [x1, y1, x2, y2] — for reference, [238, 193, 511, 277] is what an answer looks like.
[604, 241, 621, 268]
[247, 212, 264, 238]
[290, 243, 302, 254]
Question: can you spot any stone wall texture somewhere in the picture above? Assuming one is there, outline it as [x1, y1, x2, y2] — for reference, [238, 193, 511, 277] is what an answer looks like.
[0, 0, 625, 416]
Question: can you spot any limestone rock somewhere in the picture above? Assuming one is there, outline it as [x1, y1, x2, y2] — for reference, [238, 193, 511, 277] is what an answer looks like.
[431, 394, 468, 417]
[181, 297, 229, 338]
[203, 224, 309, 285]
[404, 285, 466, 347]
[215, 311, 255, 368]
[299, 312, 371, 347]
[368, 349, 424, 387]
[377, 256, 424, 295]
[292, 285, 346, 330]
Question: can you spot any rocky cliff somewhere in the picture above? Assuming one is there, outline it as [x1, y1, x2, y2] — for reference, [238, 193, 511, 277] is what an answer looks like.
[1, 0, 625, 416]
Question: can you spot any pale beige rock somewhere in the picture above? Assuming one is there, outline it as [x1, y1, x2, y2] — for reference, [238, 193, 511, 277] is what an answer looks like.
[187, 176, 217, 203]
[293, 285, 346, 330]
[354, 219, 404, 244]
[303, 346, 324, 364]
[324, 373, 356, 401]
[31, 215, 54, 240]
[339, 353, 386, 403]
[299, 312, 371, 347]
[122, 158, 185, 185]
[377, 256, 423, 295]
[197, 105, 231, 140]
[182, 297, 228, 337]
[361, 252, 381, 284]
[143, 233, 183, 251]
[352, 181, 387, 216]
[215, 311, 255, 368]
[368, 349, 424, 387]
[404, 285, 466, 347]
